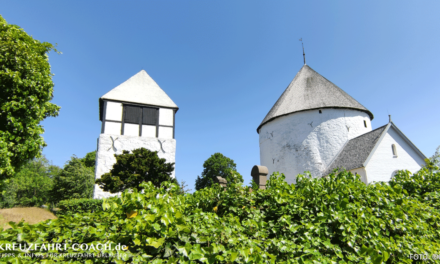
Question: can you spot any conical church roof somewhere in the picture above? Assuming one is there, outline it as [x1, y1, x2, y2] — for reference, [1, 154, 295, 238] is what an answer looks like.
[101, 70, 178, 108]
[257, 65, 373, 133]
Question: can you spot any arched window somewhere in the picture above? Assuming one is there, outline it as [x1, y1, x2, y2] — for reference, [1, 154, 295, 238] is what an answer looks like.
[364, 120, 367, 128]
[319, 110, 322, 114]
[392, 144, 398, 157]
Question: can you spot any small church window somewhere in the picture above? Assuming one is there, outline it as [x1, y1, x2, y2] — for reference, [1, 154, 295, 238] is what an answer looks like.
[142, 108, 158, 125]
[124, 105, 158, 125]
[319, 110, 322, 114]
[364, 120, 367, 128]
[124, 106, 142, 124]
[392, 144, 398, 157]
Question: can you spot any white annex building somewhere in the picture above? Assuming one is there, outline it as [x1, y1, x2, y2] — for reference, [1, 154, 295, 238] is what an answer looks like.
[93, 70, 178, 199]
[258, 64, 426, 184]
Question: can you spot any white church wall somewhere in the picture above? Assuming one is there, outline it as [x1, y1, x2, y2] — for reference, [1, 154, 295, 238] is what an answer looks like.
[142, 125, 156, 137]
[94, 134, 177, 199]
[124, 123, 139, 136]
[159, 126, 173, 139]
[366, 126, 425, 183]
[159, 108, 174, 126]
[259, 108, 371, 184]
[104, 122, 121, 135]
[349, 167, 368, 184]
[105, 101, 123, 121]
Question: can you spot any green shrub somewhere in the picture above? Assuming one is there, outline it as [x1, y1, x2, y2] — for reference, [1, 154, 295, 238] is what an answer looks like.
[390, 166, 440, 198]
[56, 198, 103, 216]
[0, 168, 439, 263]
[96, 148, 176, 193]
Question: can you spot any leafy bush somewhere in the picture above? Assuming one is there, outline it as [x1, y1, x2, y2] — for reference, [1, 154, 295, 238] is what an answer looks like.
[96, 148, 176, 193]
[390, 166, 440, 198]
[389, 165, 440, 210]
[0, 168, 439, 263]
[56, 198, 103, 216]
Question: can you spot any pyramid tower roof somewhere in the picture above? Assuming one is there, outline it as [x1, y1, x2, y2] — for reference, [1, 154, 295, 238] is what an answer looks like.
[257, 65, 373, 132]
[99, 70, 178, 120]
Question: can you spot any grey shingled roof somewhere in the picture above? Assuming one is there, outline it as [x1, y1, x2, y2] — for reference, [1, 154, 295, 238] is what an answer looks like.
[324, 125, 387, 175]
[257, 65, 374, 132]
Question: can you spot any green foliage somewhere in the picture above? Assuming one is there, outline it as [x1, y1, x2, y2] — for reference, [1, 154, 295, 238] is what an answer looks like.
[0, 156, 60, 208]
[56, 198, 103, 216]
[0, 15, 60, 178]
[389, 165, 440, 210]
[96, 148, 176, 193]
[51, 156, 95, 203]
[1, 167, 439, 263]
[195, 152, 243, 190]
[429, 145, 440, 170]
[80, 150, 96, 172]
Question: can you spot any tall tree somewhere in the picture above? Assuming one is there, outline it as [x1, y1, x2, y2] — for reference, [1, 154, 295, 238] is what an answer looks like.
[96, 148, 175, 193]
[51, 156, 94, 203]
[0, 15, 60, 179]
[0, 156, 60, 208]
[195, 153, 243, 190]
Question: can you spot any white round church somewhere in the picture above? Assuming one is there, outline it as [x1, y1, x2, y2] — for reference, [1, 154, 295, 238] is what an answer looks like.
[258, 64, 426, 184]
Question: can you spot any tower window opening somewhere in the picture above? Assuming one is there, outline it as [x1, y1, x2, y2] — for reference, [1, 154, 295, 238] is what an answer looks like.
[392, 144, 398, 157]
[319, 110, 322, 114]
[364, 120, 367, 128]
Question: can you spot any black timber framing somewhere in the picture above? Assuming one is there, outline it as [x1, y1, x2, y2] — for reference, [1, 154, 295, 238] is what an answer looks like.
[100, 99, 177, 138]
[121, 105, 126, 135]
[122, 103, 159, 137]
[139, 112, 143, 137]
[156, 107, 160, 138]
[99, 98, 178, 122]
[101, 101, 108, 133]
[173, 109, 176, 139]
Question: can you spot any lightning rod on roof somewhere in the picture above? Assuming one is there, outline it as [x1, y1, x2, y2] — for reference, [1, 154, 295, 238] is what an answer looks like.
[299, 38, 306, 65]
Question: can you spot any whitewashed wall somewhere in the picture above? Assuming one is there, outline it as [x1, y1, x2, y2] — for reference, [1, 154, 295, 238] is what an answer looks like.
[104, 122, 121, 135]
[93, 134, 176, 199]
[259, 108, 372, 183]
[349, 167, 368, 184]
[159, 108, 174, 126]
[105, 102, 123, 121]
[366, 126, 425, 182]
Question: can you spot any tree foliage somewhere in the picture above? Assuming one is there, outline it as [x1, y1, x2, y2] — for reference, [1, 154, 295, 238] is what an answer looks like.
[50, 156, 95, 203]
[195, 152, 243, 190]
[56, 198, 103, 216]
[430, 145, 440, 170]
[0, 156, 60, 208]
[0, 15, 60, 178]
[80, 150, 96, 172]
[1, 166, 439, 263]
[96, 148, 176, 193]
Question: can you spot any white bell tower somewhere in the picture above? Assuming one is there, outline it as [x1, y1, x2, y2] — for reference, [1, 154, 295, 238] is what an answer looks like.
[94, 70, 178, 198]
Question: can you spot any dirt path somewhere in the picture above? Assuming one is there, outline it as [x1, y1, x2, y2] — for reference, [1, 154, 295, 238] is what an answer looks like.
[0, 207, 57, 229]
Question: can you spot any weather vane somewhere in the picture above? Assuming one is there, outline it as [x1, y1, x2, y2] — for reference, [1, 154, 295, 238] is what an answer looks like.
[299, 38, 306, 65]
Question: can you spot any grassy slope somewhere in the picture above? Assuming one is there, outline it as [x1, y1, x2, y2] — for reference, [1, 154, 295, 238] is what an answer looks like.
[0, 207, 57, 229]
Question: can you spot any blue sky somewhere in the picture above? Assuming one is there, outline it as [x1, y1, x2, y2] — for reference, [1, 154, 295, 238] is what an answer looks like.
[2, 1, 439, 189]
